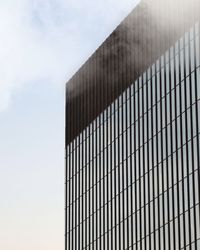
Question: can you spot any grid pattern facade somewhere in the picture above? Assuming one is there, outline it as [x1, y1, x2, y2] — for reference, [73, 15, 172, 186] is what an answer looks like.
[66, 24, 200, 250]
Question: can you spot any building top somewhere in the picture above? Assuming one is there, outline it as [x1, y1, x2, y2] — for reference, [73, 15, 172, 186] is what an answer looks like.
[66, 0, 200, 145]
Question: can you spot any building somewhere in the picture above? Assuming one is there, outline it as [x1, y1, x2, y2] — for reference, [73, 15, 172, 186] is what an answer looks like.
[66, 0, 200, 249]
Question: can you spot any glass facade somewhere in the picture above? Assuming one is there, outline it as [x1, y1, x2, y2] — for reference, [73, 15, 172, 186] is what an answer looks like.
[66, 23, 200, 250]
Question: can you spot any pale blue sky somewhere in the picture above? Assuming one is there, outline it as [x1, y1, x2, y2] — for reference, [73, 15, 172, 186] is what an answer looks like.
[0, 1, 139, 249]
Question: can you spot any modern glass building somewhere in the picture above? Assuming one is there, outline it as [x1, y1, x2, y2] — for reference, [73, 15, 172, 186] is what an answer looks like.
[66, 0, 200, 249]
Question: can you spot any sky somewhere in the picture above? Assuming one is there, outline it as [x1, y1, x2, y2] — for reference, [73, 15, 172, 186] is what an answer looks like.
[0, 0, 139, 249]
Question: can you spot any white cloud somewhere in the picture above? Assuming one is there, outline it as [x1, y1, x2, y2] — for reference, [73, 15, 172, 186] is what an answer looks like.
[0, 0, 140, 111]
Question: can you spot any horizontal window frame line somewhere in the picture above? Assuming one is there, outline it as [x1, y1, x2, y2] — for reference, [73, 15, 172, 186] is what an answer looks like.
[66, 134, 199, 206]
[66, 117, 200, 183]
[66, 170, 199, 233]
[77, 204, 200, 250]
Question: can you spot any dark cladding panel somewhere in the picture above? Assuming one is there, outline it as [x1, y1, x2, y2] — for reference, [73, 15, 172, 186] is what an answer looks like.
[66, 0, 200, 144]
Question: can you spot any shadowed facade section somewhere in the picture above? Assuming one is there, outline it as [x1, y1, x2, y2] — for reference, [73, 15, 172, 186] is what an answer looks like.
[66, 0, 200, 144]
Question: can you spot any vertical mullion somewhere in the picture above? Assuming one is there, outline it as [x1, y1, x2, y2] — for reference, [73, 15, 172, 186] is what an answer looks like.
[109, 42, 114, 249]
[125, 89, 130, 250]
[79, 76, 83, 250]
[91, 57, 94, 249]
[87, 63, 91, 248]
[65, 152, 68, 250]
[117, 98, 121, 250]
[110, 105, 113, 250]
[97, 83, 101, 250]
[65, 97, 68, 250]
[155, 1, 162, 248]
[106, 109, 109, 250]
[155, 61, 161, 250]
[129, 11, 134, 250]
[164, 52, 171, 250]
[117, 38, 121, 250]
[82, 131, 84, 250]
[65, 94, 69, 250]
[142, 75, 146, 250]
[68, 143, 71, 250]
[73, 143, 76, 250]
[114, 100, 117, 250]
[78, 135, 81, 250]
[150, 66, 156, 250]
[169, 48, 176, 250]
[75, 137, 77, 248]
[95, 115, 98, 249]
[66, 170, 69, 250]
[168, 0, 176, 246]
[95, 55, 98, 250]
[120, 46, 125, 250]
[103, 48, 107, 248]
[106, 44, 110, 250]
[160, 57, 166, 250]
[130, 86, 134, 249]
[174, 44, 181, 250]
[138, 7, 142, 248]
[111, 41, 114, 250]
[99, 116, 101, 250]
[188, 27, 198, 248]
[146, 72, 152, 250]
[133, 80, 138, 250]
[121, 94, 125, 250]
[193, 22, 200, 238]
[85, 130, 88, 249]
[125, 91, 129, 250]
[149, 66, 155, 249]
[183, 33, 192, 247]
[140, 78, 144, 250]
[92, 119, 95, 249]
[134, 9, 139, 249]
[75, 138, 77, 250]
[72, 142, 74, 250]
[91, 120, 94, 250]
[146, 7, 152, 250]
[88, 125, 91, 249]
[142, 73, 147, 249]
[113, 35, 117, 250]
[178, 38, 187, 249]
[125, 28, 130, 250]
[138, 78, 142, 249]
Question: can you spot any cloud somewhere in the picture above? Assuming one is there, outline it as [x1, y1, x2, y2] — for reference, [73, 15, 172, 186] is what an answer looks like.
[0, 0, 140, 112]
